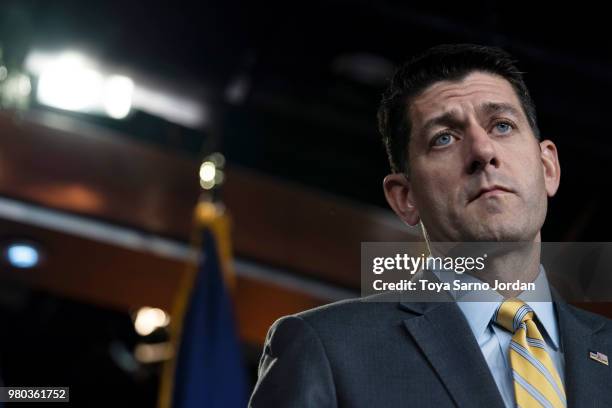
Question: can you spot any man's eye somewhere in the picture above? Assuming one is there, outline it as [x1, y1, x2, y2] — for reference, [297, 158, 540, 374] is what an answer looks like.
[494, 122, 513, 134]
[433, 133, 454, 146]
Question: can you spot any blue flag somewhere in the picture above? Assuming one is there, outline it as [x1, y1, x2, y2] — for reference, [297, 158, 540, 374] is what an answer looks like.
[170, 229, 248, 408]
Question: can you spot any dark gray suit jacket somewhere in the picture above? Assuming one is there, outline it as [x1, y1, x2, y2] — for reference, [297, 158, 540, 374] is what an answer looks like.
[249, 292, 612, 407]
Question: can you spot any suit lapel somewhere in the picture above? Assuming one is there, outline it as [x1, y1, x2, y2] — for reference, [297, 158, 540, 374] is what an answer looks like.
[555, 299, 612, 408]
[400, 301, 506, 408]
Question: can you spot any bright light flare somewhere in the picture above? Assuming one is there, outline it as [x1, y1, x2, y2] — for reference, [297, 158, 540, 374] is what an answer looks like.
[133, 307, 170, 336]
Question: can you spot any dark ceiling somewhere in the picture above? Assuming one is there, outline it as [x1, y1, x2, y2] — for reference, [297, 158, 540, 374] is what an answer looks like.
[1, 0, 611, 240]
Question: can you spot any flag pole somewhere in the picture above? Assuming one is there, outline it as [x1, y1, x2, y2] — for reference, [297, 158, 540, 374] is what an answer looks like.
[158, 155, 236, 408]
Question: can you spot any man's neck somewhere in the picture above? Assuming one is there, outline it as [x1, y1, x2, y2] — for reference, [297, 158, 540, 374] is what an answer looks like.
[473, 245, 540, 298]
[429, 235, 542, 298]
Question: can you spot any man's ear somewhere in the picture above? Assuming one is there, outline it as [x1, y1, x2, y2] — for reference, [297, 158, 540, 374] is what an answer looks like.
[539, 139, 560, 197]
[383, 173, 420, 226]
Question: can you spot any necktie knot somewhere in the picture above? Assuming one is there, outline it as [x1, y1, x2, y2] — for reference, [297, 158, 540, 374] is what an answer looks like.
[493, 298, 534, 334]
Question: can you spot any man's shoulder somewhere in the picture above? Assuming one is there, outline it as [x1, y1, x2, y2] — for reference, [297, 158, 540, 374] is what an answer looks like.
[298, 291, 410, 320]
[553, 301, 612, 348]
[563, 302, 612, 329]
[268, 292, 416, 339]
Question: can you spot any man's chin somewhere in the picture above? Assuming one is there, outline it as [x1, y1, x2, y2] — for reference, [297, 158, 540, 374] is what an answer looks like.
[460, 221, 527, 242]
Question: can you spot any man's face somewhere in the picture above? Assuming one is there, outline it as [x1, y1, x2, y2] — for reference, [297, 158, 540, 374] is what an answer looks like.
[403, 71, 558, 242]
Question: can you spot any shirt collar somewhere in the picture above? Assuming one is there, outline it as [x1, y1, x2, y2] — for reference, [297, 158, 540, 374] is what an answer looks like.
[432, 264, 560, 349]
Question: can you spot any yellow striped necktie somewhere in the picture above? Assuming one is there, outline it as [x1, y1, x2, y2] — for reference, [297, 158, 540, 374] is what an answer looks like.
[493, 299, 566, 408]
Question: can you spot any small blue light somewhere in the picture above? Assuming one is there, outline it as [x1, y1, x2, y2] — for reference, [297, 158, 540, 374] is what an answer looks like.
[6, 243, 40, 268]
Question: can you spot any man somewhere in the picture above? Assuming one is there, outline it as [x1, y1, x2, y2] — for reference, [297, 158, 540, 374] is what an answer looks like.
[248, 44, 612, 407]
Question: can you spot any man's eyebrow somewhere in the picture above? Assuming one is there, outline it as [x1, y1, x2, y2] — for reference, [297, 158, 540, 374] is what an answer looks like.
[479, 102, 522, 119]
[417, 102, 524, 139]
[420, 110, 464, 138]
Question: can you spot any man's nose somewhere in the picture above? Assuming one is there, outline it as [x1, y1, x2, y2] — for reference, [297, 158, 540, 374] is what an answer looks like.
[465, 124, 498, 174]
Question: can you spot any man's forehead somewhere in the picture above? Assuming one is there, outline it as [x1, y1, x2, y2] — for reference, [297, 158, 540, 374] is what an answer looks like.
[409, 72, 522, 122]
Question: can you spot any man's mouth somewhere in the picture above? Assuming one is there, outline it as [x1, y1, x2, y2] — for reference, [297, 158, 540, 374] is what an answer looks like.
[469, 185, 514, 203]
